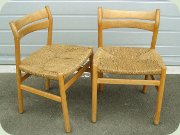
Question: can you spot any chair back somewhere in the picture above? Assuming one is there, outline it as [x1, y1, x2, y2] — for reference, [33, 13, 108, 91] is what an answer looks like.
[9, 6, 53, 66]
[98, 7, 160, 49]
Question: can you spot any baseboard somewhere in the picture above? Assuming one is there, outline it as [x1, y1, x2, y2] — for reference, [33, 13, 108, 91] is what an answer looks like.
[0, 65, 180, 74]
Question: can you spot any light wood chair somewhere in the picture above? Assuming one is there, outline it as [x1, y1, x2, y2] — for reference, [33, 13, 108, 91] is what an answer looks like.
[9, 6, 93, 133]
[92, 7, 166, 125]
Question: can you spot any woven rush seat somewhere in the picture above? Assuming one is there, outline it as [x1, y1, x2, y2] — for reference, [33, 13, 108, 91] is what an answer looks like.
[94, 47, 164, 75]
[92, 8, 167, 126]
[20, 45, 92, 80]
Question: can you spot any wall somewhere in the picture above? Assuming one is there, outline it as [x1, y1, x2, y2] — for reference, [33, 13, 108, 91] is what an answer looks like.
[0, 0, 180, 65]
[171, 0, 180, 8]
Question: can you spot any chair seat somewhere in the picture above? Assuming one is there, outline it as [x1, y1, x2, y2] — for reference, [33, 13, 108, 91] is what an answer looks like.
[19, 45, 93, 80]
[94, 47, 165, 75]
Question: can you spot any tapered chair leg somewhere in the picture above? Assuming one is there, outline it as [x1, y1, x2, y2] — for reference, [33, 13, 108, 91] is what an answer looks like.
[92, 65, 98, 123]
[98, 72, 103, 92]
[90, 54, 93, 84]
[154, 67, 166, 125]
[45, 78, 50, 90]
[58, 74, 71, 133]
[142, 75, 148, 94]
[16, 70, 24, 113]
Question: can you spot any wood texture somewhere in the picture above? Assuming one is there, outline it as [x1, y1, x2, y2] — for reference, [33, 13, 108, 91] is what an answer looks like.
[92, 65, 98, 123]
[2, 31, 180, 47]
[102, 20, 154, 31]
[17, 69, 24, 113]
[151, 9, 160, 49]
[14, 8, 48, 30]
[90, 53, 93, 84]
[21, 84, 61, 102]
[98, 7, 103, 48]
[45, 78, 50, 91]
[98, 8, 159, 48]
[103, 9, 156, 20]
[9, 22, 23, 113]
[154, 67, 166, 125]
[45, 6, 53, 45]
[98, 78, 160, 86]
[98, 72, 103, 92]
[58, 74, 71, 133]
[150, 75, 159, 91]
[1, 16, 180, 31]
[142, 75, 149, 94]
[21, 73, 31, 82]
[19, 20, 49, 39]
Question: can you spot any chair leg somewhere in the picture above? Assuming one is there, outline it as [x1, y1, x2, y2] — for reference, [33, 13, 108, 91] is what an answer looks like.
[90, 54, 93, 85]
[92, 65, 98, 123]
[98, 72, 103, 92]
[45, 78, 50, 90]
[142, 75, 148, 94]
[154, 67, 166, 125]
[58, 74, 71, 133]
[16, 70, 24, 113]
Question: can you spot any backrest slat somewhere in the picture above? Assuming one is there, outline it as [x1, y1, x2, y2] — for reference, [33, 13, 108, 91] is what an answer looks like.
[98, 7, 160, 48]
[102, 20, 154, 31]
[103, 9, 156, 20]
[19, 20, 49, 39]
[14, 8, 48, 30]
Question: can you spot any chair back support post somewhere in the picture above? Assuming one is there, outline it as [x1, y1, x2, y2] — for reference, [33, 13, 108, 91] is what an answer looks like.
[151, 9, 160, 49]
[45, 6, 53, 45]
[9, 22, 22, 85]
[98, 7, 103, 48]
[9, 22, 21, 67]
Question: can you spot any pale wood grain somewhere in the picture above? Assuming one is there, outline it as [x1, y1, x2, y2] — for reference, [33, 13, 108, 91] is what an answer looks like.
[98, 78, 160, 86]
[92, 65, 98, 123]
[59, 74, 71, 133]
[98, 7, 103, 48]
[142, 75, 149, 94]
[14, 8, 48, 30]
[151, 9, 160, 49]
[21, 84, 61, 102]
[103, 9, 156, 20]
[102, 20, 154, 31]
[19, 20, 49, 39]
[45, 78, 50, 91]
[45, 6, 53, 45]
[154, 66, 166, 125]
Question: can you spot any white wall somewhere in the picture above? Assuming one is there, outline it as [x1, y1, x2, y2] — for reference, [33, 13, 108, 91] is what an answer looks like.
[0, 0, 180, 65]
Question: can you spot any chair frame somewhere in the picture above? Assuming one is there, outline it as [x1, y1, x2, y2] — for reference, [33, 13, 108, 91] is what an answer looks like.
[10, 6, 93, 133]
[92, 7, 166, 125]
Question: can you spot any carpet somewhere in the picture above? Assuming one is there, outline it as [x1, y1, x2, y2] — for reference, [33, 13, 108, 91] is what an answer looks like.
[0, 73, 179, 135]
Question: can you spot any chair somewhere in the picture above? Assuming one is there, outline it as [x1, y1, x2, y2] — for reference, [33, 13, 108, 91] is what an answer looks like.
[92, 7, 166, 125]
[9, 6, 93, 132]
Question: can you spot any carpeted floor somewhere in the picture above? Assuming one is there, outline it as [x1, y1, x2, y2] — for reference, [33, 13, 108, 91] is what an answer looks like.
[0, 73, 179, 135]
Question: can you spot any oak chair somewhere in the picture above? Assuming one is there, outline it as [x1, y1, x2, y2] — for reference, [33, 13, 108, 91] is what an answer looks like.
[92, 7, 166, 125]
[9, 6, 93, 133]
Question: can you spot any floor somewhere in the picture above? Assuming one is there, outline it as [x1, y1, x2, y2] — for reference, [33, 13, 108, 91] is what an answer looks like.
[0, 73, 179, 135]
